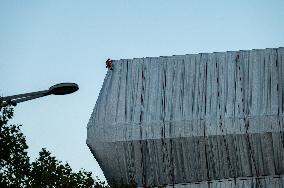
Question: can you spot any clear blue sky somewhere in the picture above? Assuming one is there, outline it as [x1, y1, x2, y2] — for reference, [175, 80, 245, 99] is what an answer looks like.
[0, 0, 283, 181]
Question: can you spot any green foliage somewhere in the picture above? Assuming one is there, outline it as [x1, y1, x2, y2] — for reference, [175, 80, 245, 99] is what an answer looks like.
[94, 177, 137, 188]
[94, 176, 108, 188]
[0, 100, 30, 187]
[0, 100, 95, 187]
[0, 100, 14, 125]
[0, 99, 138, 188]
[29, 148, 94, 188]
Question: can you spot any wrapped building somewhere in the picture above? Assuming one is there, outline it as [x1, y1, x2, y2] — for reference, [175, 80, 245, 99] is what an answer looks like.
[87, 47, 284, 187]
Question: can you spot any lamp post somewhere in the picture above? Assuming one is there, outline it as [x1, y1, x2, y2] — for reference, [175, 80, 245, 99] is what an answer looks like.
[0, 83, 79, 106]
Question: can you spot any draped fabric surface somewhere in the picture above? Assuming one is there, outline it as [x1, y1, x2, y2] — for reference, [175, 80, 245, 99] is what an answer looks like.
[87, 47, 284, 187]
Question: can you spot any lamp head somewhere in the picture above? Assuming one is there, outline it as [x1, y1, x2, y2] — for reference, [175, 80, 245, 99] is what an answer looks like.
[48, 83, 79, 95]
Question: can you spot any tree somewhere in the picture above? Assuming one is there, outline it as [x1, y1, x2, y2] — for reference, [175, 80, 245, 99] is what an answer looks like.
[0, 99, 137, 188]
[0, 100, 94, 187]
[0, 100, 30, 187]
[29, 148, 94, 188]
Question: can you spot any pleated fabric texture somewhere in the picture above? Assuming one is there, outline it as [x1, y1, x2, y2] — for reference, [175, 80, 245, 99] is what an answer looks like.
[87, 47, 284, 187]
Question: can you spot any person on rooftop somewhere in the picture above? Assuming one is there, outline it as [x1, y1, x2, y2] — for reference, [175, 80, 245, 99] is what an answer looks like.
[105, 58, 113, 70]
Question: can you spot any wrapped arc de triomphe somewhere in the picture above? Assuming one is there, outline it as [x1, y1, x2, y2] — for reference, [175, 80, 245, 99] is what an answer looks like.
[87, 47, 284, 187]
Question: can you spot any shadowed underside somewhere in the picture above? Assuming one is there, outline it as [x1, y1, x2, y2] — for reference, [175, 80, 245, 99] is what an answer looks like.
[87, 47, 284, 187]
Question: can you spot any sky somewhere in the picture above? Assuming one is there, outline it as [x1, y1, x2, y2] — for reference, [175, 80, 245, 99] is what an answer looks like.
[0, 0, 284, 182]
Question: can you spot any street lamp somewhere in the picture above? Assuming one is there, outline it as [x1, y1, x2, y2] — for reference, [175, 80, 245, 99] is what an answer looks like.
[0, 83, 79, 106]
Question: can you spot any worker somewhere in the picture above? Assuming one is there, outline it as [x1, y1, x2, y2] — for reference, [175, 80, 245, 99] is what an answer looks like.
[106, 58, 113, 70]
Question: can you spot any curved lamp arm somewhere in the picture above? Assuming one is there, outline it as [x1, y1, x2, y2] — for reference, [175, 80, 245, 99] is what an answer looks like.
[0, 83, 78, 107]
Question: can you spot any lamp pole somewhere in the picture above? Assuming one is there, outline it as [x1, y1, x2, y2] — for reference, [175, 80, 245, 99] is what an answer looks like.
[0, 83, 79, 106]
